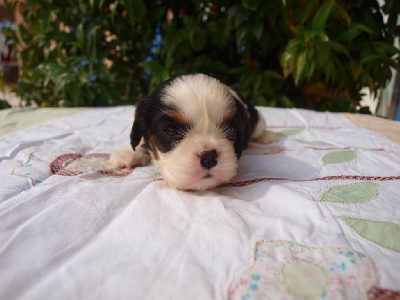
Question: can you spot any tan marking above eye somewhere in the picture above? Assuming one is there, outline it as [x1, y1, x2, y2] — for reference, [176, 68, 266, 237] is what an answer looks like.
[222, 107, 237, 124]
[164, 110, 191, 127]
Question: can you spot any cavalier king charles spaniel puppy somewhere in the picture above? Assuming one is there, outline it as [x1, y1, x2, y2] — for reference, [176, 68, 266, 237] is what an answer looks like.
[110, 74, 279, 191]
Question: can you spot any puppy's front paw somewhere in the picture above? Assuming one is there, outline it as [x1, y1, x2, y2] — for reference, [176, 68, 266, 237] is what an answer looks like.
[109, 148, 150, 169]
[252, 130, 278, 145]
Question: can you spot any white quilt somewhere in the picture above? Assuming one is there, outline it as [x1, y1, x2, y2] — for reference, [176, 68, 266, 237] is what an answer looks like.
[0, 106, 399, 300]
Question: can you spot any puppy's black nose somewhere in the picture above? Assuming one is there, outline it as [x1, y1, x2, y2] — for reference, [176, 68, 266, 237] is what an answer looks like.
[199, 150, 218, 169]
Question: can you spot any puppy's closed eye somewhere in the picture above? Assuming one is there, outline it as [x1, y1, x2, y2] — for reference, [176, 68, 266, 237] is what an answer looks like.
[164, 123, 181, 137]
[220, 123, 237, 142]
[155, 120, 190, 153]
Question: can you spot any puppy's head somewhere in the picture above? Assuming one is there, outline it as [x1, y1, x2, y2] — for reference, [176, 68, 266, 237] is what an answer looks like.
[131, 74, 248, 191]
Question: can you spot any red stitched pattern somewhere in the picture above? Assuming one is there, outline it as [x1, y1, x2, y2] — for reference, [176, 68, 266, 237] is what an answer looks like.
[50, 154, 84, 176]
[224, 175, 400, 188]
[50, 153, 133, 177]
[368, 286, 400, 300]
[284, 147, 386, 151]
[268, 125, 342, 130]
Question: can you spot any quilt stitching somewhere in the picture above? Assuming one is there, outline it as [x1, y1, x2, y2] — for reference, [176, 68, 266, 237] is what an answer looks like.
[367, 286, 400, 300]
[50, 153, 133, 177]
[228, 240, 378, 300]
[224, 176, 400, 188]
[322, 149, 358, 166]
[11, 145, 161, 186]
[317, 182, 379, 204]
[336, 217, 400, 253]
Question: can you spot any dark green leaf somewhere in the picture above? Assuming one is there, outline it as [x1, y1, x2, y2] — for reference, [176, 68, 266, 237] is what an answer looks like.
[253, 95, 267, 106]
[189, 27, 207, 51]
[210, 60, 228, 72]
[230, 66, 247, 74]
[192, 55, 210, 70]
[18, 80, 30, 93]
[241, 0, 260, 11]
[286, 38, 303, 51]
[263, 70, 283, 81]
[294, 51, 306, 85]
[183, 17, 197, 27]
[334, 3, 351, 27]
[89, 34, 97, 74]
[236, 26, 248, 49]
[98, 0, 106, 8]
[143, 61, 163, 73]
[280, 51, 294, 79]
[76, 23, 84, 45]
[54, 74, 68, 96]
[253, 22, 264, 41]
[301, 0, 319, 25]
[337, 28, 362, 41]
[361, 55, 382, 64]
[228, 4, 248, 28]
[326, 41, 351, 57]
[131, 0, 146, 22]
[253, 73, 263, 94]
[352, 23, 374, 35]
[312, 0, 335, 31]
[372, 42, 400, 56]
[279, 95, 294, 108]
[110, 1, 119, 25]
[68, 82, 80, 106]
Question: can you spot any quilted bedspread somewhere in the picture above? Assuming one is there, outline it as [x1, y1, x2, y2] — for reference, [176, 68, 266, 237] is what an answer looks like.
[0, 106, 399, 300]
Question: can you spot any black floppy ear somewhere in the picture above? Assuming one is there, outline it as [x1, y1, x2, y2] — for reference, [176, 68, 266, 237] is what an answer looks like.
[130, 96, 150, 151]
[226, 89, 247, 159]
[234, 124, 245, 159]
[227, 87, 259, 159]
[130, 79, 171, 150]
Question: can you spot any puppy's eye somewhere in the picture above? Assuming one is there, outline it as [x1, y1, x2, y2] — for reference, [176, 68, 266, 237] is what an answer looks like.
[226, 126, 236, 134]
[222, 124, 237, 142]
[164, 124, 180, 137]
[223, 124, 236, 135]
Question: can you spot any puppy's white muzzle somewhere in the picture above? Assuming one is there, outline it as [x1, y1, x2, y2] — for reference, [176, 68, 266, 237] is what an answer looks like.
[154, 134, 238, 191]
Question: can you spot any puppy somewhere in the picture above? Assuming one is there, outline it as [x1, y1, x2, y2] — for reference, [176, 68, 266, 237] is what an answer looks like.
[110, 74, 279, 191]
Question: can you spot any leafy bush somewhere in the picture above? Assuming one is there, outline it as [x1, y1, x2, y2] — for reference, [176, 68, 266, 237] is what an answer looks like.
[2, 0, 400, 112]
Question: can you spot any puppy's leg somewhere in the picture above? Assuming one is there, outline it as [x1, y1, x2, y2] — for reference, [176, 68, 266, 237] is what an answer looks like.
[109, 139, 151, 169]
[247, 112, 285, 154]
[252, 131, 278, 145]
[250, 113, 278, 144]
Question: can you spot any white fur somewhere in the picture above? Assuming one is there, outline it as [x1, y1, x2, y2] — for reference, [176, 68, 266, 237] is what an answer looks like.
[109, 139, 150, 169]
[154, 132, 238, 191]
[110, 74, 281, 191]
[162, 74, 236, 128]
[154, 74, 239, 190]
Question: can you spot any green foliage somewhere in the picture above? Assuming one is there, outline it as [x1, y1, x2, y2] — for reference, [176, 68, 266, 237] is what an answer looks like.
[2, 0, 399, 112]
[0, 99, 11, 110]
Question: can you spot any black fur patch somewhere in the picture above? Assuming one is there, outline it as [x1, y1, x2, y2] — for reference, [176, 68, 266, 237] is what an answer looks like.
[151, 112, 191, 153]
[229, 92, 259, 159]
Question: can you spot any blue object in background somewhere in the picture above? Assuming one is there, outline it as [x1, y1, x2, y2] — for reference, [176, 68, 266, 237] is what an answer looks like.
[396, 96, 400, 121]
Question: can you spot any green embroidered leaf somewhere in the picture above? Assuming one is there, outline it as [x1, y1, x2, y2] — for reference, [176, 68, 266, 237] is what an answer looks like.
[295, 139, 335, 146]
[322, 149, 357, 165]
[337, 217, 400, 253]
[318, 182, 378, 203]
[277, 129, 303, 137]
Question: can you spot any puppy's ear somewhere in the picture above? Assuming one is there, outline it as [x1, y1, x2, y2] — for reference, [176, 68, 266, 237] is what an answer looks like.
[227, 87, 259, 159]
[234, 124, 245, 159]
[130, 96, 150, 151]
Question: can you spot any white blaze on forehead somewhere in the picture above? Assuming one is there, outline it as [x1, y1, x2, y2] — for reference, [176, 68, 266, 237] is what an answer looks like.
[161, 74, 235, 130]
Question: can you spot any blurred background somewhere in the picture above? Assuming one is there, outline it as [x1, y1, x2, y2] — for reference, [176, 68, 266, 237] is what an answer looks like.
[0, 0, 399, 119]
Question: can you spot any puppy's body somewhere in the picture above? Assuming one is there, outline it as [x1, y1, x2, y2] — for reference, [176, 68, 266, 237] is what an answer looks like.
[110, 74, 278, 191]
